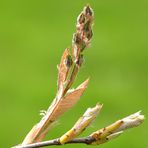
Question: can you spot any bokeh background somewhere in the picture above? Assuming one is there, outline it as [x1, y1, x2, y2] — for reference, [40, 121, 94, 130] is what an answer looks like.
[0, 0, 148, 147]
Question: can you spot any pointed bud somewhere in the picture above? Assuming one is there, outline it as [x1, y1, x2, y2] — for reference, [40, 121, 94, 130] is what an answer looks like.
[113, 111, 145, 133]
[77, 13, 85, 24]
[60, 104, 102, 144]
[90, 111, 144, 145]
[84, 5, 93, 16]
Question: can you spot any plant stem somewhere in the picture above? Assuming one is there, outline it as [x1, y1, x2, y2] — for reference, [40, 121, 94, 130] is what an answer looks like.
[63, 64, 79, 95]
[13, 137, 95, 148]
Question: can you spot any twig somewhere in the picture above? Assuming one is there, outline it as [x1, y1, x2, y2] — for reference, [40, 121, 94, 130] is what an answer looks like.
[13, 4, 144, 148]
[13, 137, 95, 148]
[13, 111, 144, 148]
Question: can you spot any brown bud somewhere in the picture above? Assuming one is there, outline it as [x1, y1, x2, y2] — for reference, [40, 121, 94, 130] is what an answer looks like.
[73, 33, 82, 45]
[76, 54, 84, 66]
[73, 33, 86, 52]
[78, 13, 85, 24]
[86, 29, 93, 40]
[84, 5, 93, 16]
[65, 55, 73, 68]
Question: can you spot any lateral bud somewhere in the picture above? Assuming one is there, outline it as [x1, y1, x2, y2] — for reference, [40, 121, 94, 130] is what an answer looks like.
[73, 33, 86, 52]
[73, 33, 82, 45]
[65, 54, 73, 68]
[86, 29, 93, 40]
[77, 13, 85, 24]
[76, 54, 84, 66]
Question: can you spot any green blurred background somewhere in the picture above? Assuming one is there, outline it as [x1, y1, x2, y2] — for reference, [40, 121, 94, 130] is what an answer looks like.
[0, 0, 148, 147]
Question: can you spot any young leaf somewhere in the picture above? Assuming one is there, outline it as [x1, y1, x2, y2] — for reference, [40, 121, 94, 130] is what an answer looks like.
[22, 79, 89, 144]
[57, 48, 71, 90]
[48, 78, 89, 121]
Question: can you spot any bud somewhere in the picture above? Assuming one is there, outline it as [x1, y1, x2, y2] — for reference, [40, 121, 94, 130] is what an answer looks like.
[65, 55, 73, 68]
[77, 13, 85, 24]
[76, 54, 84, 66]
[84, 5, 93, 16]
[113, 111, 144, 133]
[90, 111, 144, 145]
[86, 29, 93, 40]
[60, 104, 102, 144]
[73, 33, 82, 45]
[73, 33, 86, 52]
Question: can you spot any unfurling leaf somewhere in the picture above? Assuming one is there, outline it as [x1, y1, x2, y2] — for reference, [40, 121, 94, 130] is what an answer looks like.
[22, 79, 89, 145]
[59, 104, 102, 144]
[50, 78, 90, 121]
